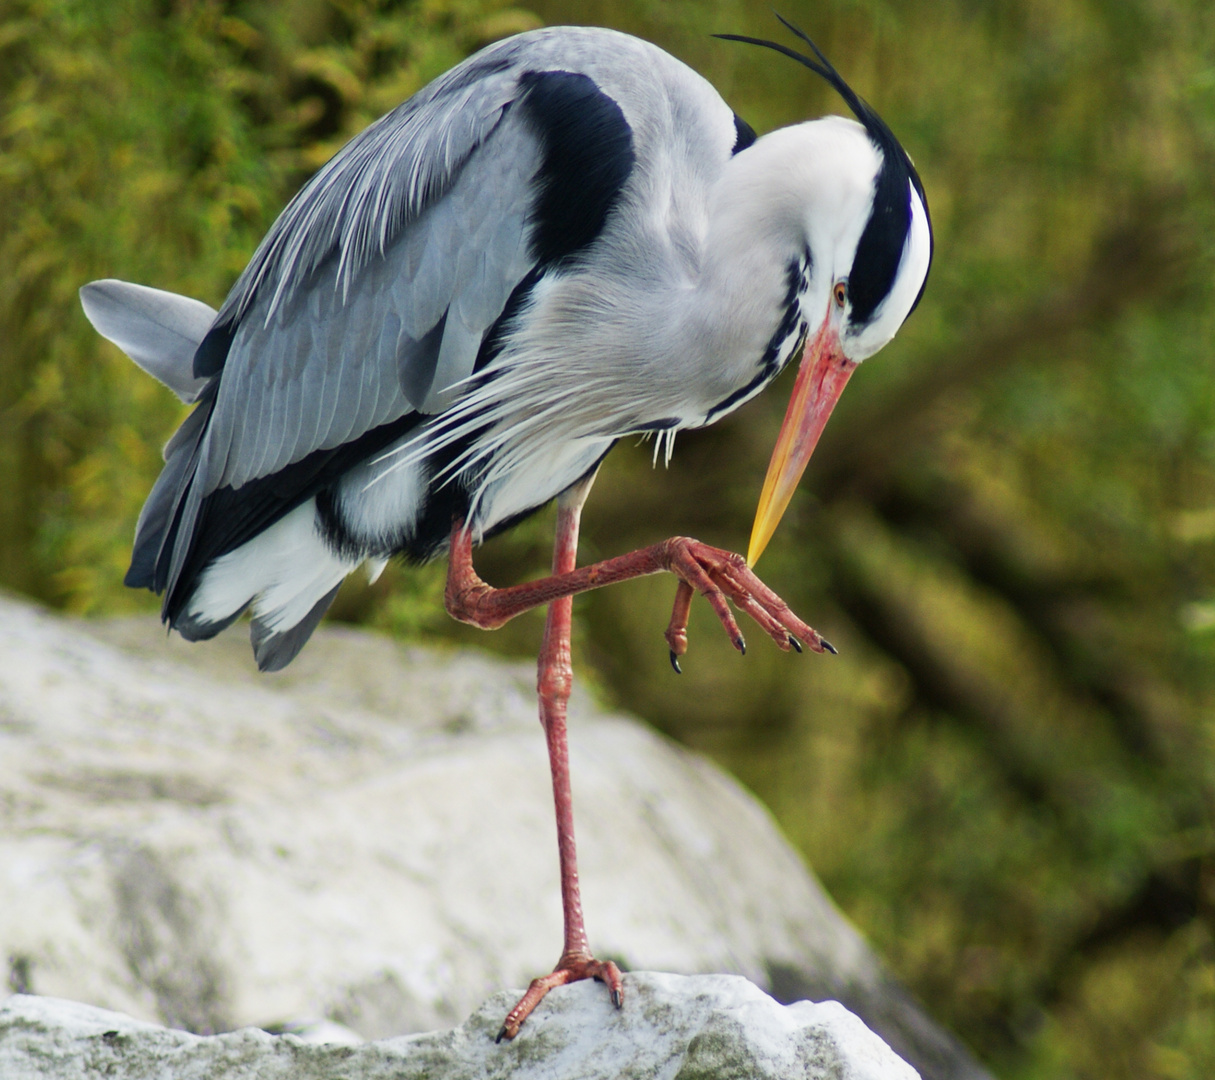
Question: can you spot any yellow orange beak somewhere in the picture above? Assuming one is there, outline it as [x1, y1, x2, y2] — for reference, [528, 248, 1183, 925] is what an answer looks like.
[747, 319, 856, 566]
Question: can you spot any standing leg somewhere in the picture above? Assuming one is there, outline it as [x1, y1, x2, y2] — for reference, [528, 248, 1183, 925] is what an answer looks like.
[497, 471, 623, 1042]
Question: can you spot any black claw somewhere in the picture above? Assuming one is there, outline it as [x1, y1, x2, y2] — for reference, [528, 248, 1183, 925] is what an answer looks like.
[612, 989, 623, 1009]
[788, 634, 803, 653]
[669, 650, 682, 674]
[496, 1026, 508, 1044]
[734, 635, 746, 655]
[821, 638, 838, 655]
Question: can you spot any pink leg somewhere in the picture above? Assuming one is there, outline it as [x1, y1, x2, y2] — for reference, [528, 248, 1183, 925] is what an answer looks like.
[446, 487, 835, 1041]
[496, 473, 622, 1041]
[446, 530, 834, 662]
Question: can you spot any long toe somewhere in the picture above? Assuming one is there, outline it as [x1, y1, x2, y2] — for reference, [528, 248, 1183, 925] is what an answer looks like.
[497, 955, 624, 1041]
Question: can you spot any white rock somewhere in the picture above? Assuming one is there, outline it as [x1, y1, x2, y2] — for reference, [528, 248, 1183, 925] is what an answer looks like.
[0, 973, 920, 1079]
[0, 593, 986, 1078]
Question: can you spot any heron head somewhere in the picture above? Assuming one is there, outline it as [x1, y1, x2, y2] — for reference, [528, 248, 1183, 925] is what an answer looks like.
[718, 16, 933, 564]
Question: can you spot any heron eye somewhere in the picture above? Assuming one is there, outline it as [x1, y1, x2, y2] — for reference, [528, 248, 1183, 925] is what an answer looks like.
[833, 281, 848, 308]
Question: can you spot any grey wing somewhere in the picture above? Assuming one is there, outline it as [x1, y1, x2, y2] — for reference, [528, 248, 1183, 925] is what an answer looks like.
[196, 37, 545, 496]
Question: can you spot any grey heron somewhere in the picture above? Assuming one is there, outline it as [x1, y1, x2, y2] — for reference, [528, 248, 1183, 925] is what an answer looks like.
[80, 17, 932, 1040]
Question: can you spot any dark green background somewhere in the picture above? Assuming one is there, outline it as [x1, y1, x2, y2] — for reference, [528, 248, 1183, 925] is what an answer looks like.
[3, 1, 1213, 1075]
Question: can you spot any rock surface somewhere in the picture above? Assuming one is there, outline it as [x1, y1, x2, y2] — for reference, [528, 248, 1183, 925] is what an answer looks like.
[0, 973, 919, 1080]
[0, 592, 988, 1079]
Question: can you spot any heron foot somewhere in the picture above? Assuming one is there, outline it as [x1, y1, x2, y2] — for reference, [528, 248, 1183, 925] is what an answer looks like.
[659, 537, 834, 664]
[497, 954, 623, 1042]
[443, 524, 834, 659]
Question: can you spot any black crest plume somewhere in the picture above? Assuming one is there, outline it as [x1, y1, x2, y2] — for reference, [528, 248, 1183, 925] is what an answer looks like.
[715, 14, 932, 322]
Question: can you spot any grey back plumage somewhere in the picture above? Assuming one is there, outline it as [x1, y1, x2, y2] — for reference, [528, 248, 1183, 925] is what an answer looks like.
[152, 28, 729, 603]
[122, 33, 544, 604]
[83, 25, 747, 646]
[197, 27, 733, 494]
[203, 101, 542, 495]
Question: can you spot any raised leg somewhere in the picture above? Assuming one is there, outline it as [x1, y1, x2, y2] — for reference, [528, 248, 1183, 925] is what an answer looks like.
[446, 530, 835, 664]
[496, 471, 623, 1042]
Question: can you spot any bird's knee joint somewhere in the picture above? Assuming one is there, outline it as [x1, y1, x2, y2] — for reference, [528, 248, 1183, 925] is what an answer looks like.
[445, 583, 507, 630]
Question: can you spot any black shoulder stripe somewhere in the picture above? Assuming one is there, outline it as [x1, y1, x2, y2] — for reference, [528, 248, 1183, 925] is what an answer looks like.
[732, 113, 757, 154]
[518, 69, 635, 266]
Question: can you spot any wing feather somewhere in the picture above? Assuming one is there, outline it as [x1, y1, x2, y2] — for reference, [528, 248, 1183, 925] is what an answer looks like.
[80, 280, 215, 403]
[203, 99, 542, 495]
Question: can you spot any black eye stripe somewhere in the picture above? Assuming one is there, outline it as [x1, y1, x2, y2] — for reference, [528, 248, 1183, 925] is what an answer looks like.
[847, 150, 912, 327]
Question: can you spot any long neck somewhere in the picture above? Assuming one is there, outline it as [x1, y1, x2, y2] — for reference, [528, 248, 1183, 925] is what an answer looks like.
[655, 130, 824, 422]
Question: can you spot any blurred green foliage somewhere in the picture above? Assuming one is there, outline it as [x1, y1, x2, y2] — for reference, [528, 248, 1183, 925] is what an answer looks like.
[3, 1, 1214, 1077]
